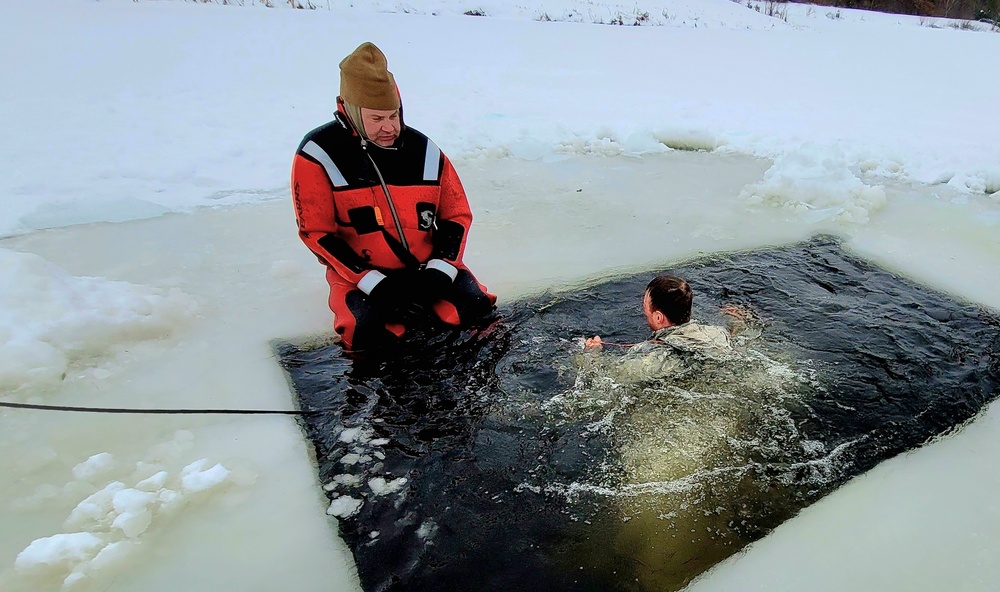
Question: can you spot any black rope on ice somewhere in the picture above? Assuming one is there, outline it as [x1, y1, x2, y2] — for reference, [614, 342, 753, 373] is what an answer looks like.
[0, 400, 334, 416]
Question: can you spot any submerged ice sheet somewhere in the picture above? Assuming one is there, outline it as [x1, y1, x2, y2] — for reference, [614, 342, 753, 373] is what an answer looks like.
[8, 430, 240, 592]
[278, 237, 1000, 592]
[0, 249, 198, 393]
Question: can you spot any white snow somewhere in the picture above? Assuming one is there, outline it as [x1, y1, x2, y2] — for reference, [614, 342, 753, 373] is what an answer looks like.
[741, 143, 888, 225]
[70, 453, 116, 482]
[180, 459, 231, 493]
[1, 0, 997, 241]
[135, 471, 169, 492]
[13, 533, 105, 574]
[1, 1, 999, 592]
[65, 482, 127, 531]
[11, 437, 242, 589]
[110, 489, 157, 538]
[88, 540, 133, 571]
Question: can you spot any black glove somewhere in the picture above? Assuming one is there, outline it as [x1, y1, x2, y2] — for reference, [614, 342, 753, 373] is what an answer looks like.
[366, 271, 429, 324]
[413, 267, 453, 306]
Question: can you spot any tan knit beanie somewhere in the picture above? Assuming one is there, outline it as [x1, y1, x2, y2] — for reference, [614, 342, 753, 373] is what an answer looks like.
[339, 42, 400, 111]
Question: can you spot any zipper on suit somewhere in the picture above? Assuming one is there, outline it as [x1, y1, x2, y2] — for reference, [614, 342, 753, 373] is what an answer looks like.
[361, 139, 410, 253]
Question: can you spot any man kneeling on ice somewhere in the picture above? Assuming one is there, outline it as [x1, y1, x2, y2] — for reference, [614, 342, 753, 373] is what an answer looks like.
[291, 42, 496, 352]
[583, 275, 735, 381]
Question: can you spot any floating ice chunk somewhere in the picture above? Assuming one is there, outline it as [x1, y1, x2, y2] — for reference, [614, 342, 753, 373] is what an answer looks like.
[327, 496, 363, 518]
[111, 508, 152, 538]
[157, 488, 182, 510]
[14, 532, 105, 574]
[65, 482, 126, 530]
[368, 477, 408, 496]
[369, 438, 390, 446]
[112, 488, 156, 515]
[136, 471, 169, 492]
[336, 474, 363, 485]
[416, 520, 438, 542]
[110, 489, 156, 538]
[338, 427, 362, 443]
[180, 459, 230, 492]
[324, 474, 363, 491]
[71, 453, 116, 481]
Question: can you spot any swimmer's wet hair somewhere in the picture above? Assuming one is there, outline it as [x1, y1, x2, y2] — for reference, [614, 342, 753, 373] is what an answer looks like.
[646, 275, 692, 325]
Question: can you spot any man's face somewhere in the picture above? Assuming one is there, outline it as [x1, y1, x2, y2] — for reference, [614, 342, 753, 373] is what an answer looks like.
[360, 107, 401, 147]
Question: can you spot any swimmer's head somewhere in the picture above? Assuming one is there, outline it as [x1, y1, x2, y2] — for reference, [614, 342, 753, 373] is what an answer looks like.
[644, 275, 692, 330]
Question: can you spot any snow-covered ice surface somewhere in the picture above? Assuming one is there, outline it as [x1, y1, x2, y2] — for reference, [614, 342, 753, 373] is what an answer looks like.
[1, 0, 999, 591]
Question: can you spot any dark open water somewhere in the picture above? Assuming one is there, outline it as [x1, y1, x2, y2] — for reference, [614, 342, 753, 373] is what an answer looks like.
[276, 236, 1000, 592]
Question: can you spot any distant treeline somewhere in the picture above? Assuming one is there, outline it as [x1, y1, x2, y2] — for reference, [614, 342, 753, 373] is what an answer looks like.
[792, 0, 999, 19]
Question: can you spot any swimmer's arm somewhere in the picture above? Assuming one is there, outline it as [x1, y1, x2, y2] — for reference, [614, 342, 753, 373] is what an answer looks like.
[583, 335, 603, 351]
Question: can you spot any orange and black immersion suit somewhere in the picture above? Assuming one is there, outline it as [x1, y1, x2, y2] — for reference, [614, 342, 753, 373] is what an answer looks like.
[291, 112, 495, 351]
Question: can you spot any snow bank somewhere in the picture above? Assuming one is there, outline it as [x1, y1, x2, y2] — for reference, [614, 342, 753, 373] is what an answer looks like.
[125, 0, 787, 29]
[1, 1, 997, 238]
[0, 249, 198, 393]
[740, 144, 887, 225]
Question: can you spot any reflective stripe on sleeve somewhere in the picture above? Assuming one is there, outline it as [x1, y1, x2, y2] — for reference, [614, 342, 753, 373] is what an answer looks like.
[423, 140, 441, 182]
[302, 141, 349, 188]
[426, 259, 458, 281]
[357, 270, 387, 295]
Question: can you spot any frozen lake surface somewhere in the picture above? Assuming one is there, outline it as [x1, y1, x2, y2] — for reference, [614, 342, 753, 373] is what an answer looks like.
[3, 150, 1000, 591]
[3, 1, 1000, 587]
